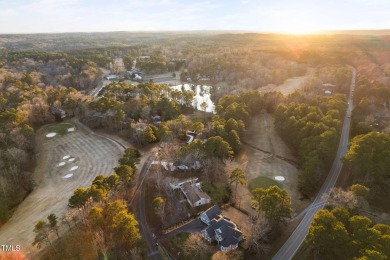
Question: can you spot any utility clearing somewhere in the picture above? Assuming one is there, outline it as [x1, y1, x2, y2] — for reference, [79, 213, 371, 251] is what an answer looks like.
[0, 121, 123, 257]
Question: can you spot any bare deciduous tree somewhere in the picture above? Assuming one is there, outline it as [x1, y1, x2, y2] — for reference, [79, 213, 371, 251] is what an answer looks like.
[183, 233, 213, 258]
[212, 250, 244, 260]
[325, 187, 358, 209]
[247, 215, 271, 255]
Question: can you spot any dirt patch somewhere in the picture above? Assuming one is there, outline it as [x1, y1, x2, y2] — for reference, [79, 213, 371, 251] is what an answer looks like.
[259, 68, 315, 96]
[0, 120, 124, 258]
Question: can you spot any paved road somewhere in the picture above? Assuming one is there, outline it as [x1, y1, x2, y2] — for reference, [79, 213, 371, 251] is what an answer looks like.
[132, 153, 163, 260]
[88, 67, 111, 98]
[87, 70, 164, 259]
[89, 79, 111, 98]
[272, 67, 356, 260]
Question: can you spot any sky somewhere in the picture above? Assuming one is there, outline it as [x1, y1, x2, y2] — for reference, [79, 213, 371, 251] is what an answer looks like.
[1, 0, 390, 34]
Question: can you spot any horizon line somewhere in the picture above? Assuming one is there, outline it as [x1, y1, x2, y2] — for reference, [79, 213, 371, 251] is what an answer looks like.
[1, 28, 390, 36]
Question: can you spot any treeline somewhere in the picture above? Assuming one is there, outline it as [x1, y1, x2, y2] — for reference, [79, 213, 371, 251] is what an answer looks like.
[274, 92, 347, 195]
[84, 82, 197, 146]
[307, 206, 390, 259]
[314, 66, 352, 94]
[66, 46, 142, 68]
[4, 51, 102, 90]
[351, 75, 390, 137]
[32, 148, 143, 259]
[4, 45, 143, 68]
[0, 72, 87, 223]
[299, 46, 357, 66]
[0, 75, 49, 222]
[91, 81, 194, 121]
[136, 52, 167, 74]
[86, 82, 200, 147]
[353, 75, 390, 115]
[345, 132, 390, 211]
[183, 50, 306, 89]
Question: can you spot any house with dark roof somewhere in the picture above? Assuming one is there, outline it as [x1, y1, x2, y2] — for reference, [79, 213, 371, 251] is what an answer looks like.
[199, 205, 243, 253]
[51, 107, 66, 119]
[200, 205, 222, 225]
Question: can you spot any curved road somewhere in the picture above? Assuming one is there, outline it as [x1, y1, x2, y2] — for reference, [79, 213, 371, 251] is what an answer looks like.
[132, 153, 163, 260]
[272, 67, 356, 260]
[87, 75, 164, 259]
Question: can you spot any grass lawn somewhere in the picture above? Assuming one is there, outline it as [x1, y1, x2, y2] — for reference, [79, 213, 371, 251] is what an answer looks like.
[47, 123, 75, 135]
[249, 176, 282, 192]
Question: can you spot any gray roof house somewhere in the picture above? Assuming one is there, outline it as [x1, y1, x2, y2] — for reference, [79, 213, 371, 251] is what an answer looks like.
[200, 205, 243, 253]
[169, 178, 211, 207]
[200, 205, 222, 225]
[51, 107, 66, 119]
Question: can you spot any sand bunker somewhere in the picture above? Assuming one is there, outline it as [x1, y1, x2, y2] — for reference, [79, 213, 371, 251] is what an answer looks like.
[63, 155, 70, 160]
[63, 173, 73, 179]
[67, 127, 75, 132]
[68, 158, 75, 162]
[46, 133, 56, 138]
[58, 162, 66, 166]
[70, 166, 78, 171]
[275, 176, 285, 181]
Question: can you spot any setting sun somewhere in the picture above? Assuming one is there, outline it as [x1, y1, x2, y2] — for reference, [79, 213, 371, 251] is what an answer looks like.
[272, 12, 321, 34]
[278, 23, 320, 35]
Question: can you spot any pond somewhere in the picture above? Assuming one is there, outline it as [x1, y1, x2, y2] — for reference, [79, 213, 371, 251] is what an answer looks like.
[170, 84, 216, 113]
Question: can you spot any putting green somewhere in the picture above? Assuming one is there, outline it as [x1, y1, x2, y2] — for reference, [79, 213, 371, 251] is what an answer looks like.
[249, 176, 282, 192]
[47, 123, 75, 135]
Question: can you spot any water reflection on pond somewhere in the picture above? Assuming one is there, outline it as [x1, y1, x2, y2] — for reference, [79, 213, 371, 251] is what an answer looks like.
[170, 84, 215, 113]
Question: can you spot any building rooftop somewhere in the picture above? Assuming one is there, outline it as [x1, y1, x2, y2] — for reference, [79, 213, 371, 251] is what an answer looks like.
[204, 205, 222, 221]
[181, 182, 210, 205]
[204, 215, 243, 249]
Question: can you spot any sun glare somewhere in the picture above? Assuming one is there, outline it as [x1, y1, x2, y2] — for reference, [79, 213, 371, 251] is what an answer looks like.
[279, 22, 320, 35]
[282, 27, 319, 35]
[275, 14, 321, 35]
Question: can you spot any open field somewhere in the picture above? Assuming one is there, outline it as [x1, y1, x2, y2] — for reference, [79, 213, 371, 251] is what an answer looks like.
[0, 120, 123, 257]
[228, 114, 310, 217]
[259, 68, 315, 96]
